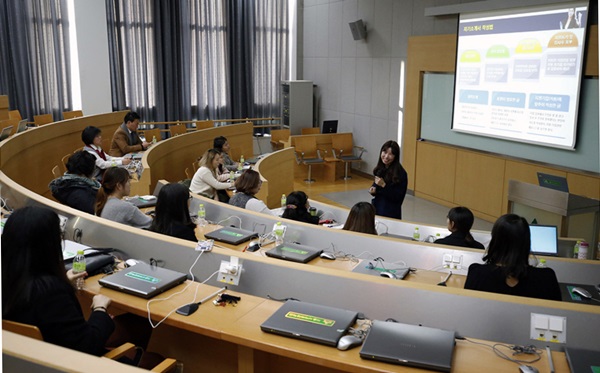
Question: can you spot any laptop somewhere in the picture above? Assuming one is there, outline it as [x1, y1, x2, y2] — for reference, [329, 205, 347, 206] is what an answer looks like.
[0, 126, 13, 141]
[124, 182, 164, 208]
[99, 262, 187, 299]
[537, 172, 569, 193]
[529, 225, 558, 256]
[360, 320, 456, 372]
[565, 347, 600, 373]
[16, 119, 28, 133]
[260, 300, 359, 346]
[265, 242, 323, 263]
[322, 120, 338, 134]
[204, 226, 258, 245]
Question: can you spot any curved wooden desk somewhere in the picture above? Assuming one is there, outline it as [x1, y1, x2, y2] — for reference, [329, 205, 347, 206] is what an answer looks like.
[254, 147, 295, 208]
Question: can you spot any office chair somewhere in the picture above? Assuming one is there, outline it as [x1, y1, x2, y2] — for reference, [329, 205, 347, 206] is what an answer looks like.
[294, 136, 324, 183]
[331, 133, 365, 180]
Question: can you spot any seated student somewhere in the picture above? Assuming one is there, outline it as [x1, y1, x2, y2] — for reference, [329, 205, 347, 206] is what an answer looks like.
[189, 149, 233, 201]
[149, 183, 197, 242]
[109, 111, 149, 157]
[214, 136, 239, 171]
[434, 206, 485, 249]
[464, 214, 561, 301]
[95, 168, 152, 228]
[229, 169, 274, 215]
[2, 206, 114, 356]
[82, 126, 131, 181]
[342, 202, 377, 235]
[3, 206, 158, 365]
[282, 191, 319, 225]
[49, 151, 100, 214]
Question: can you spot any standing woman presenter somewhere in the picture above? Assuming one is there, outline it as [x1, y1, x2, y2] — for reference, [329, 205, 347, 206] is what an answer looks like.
[369, 140, 408, 219]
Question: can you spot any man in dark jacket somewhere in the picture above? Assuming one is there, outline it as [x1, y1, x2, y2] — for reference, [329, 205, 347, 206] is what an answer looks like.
[49, 151, 100, 214]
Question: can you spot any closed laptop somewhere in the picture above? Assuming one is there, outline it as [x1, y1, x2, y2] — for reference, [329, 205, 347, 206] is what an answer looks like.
[204, 226, 258, 245]
[265, 242, 322, 263]
[565, 347, 600, 373]
[99, 263, 187, 299]
[360, 320, 456, 372]
[261, 300, 358, 346]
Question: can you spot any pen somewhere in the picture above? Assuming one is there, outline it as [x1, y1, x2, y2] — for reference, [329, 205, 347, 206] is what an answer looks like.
[546, 346, 555, 373]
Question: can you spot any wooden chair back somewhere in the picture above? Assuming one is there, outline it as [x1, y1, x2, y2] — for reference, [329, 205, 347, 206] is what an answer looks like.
[34, 114, 54, 126]
[8, 110, 22, 120]
[142, 128, 162, 143]
[294, 136, 320, 159]
[2, 320, 43, 341]
[196, 120, 214, 130]
[301, 127, 320, 135]
[52, 165, 62, 179]
[63, 110, 84, 120]
[169, 124, 187, 137]
[61, 153, 71, 173]
[270, 129, 290, 151]
[331, 133, 354, 155]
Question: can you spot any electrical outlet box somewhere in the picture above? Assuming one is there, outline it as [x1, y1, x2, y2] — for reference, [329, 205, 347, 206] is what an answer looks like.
[218, 256, 242, 285]
[530, 313, 567, 343]
[442, 254, 453, 269]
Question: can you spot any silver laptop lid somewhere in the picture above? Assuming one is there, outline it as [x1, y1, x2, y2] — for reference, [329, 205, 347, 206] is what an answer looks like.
[360, 320, 456, 372]
[99, 262, 187, 299]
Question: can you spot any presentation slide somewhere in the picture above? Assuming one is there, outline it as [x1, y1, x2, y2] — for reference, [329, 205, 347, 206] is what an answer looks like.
[452, 3, 588, 150]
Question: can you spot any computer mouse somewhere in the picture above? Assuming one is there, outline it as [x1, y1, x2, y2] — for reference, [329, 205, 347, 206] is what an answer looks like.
[336, 335, 363, 351]
[320, 252, 336, 260]
[380, 271, 398, 279]
[571, 286, 592, 299]
[518, 364, 539, 373]
[247, 241, 261, 252]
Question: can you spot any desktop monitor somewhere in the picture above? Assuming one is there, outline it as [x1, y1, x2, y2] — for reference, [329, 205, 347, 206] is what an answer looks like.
[322, 120, 338, 134]
[529, 225, 558, 256]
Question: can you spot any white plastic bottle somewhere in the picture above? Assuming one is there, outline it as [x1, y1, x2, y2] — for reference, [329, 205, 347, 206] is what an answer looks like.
[413, 227, 420, 241]
[197, 204, 206, 227]
[238, 155, 244, 171]
[281, 194, 287, 208]
[72, 250, 86, 290]
[274, 222, 285, 245]
[577, 241, 589, 260]
[229, 171, 235, 183]
[536, 258, 547, 268]
[152, 135, 157, 145]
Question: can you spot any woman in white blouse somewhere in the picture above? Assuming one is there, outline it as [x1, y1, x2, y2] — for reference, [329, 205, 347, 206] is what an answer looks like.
[190, 149, 233, 200]
[82, 126, 131, 181]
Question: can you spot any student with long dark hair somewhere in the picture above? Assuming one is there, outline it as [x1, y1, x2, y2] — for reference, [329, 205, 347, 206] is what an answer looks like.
[2, 206, 114, 355]
[282, 191, 319, 225]
[369, 140, 408, 219]
[435, 206, 484, 249]
[342, 202, 377, 235]
[464, 214, 561, 301]
[150, 183, 197, 241]
[213, 136, 239, 171]
[49, 151, 100, 214]
[95, 168, 152, 228]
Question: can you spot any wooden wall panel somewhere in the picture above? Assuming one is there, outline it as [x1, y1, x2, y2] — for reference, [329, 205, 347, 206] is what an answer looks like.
[415, 141, 456, 203]
[454, 150, 505, 219]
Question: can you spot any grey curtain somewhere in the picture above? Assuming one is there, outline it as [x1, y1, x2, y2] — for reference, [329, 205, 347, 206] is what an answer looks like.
[0, 0, 73, 121]
[106, 0, 288, 123]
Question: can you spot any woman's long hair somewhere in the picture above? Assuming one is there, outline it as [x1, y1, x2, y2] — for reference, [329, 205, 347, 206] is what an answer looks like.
[2, 207, 70, 316]
[198, 148, 220, 174]
[343, 202, 377, 235]
[447, 206, 476, 243]
[95, 168, 130, 216]
[150, 183, 193, 235]
[483, 214, 531, 279]
[372, 140, 405, 185]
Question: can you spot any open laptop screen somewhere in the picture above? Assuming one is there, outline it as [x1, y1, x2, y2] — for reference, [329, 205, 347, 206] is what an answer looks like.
[530, 225, 558, 256]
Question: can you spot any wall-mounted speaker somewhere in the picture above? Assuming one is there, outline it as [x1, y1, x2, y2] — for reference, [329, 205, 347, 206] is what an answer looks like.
[349, 19, 367, 41]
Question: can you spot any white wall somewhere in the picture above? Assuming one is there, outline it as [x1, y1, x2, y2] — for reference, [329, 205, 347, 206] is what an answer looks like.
[73, 0, 112, 115]
[301, 0, 459, 176]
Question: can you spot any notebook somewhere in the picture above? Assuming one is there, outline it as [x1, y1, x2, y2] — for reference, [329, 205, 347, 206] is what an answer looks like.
[565, 347, 600, 373]
[360, 320, 456, 372]
[260, 300, 358, 346]
[0, 126, 13, 141]
[529, 225, 558, 256]
[99, 263, 187, 299]
[265, 242, 323, 263]
[204, 226, 258, 245]
[124, 182, 164, 208]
